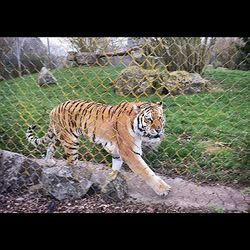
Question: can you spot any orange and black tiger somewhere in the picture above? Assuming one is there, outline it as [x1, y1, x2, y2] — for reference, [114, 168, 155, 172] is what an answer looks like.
[26, 100, 171, 196]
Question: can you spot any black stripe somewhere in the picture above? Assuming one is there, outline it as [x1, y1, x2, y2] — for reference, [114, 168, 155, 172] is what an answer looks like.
[27, 134, 32, 138]
[107, 106, 113, 118]
[80, 108, 88, 124]
[71, 101, 82, 113]
[92, 107, 100, 141]
[78, 102, 87, 112]
[85, 102, 95, 110]
[64, 145, 78, 150]
[111, 102, 123, 117]
[132, 150, 141, 156]
[101, 105, 107, 121]
[115, 121, 120, 135]
[63, 101, 71, 111]
[128, 107, 134, 115]
[58, 104, 62, 114]
[48, 133, 54, 139]
[72, 131, 78, 138]
[117, 102, 128, 117]
[137, 115, 144, 131]
[139, 103, 151, 109]
[83, 105, 96, 130]
[57, 105, 61, 113]
[63, 138, 76, 147]
[69, 127, 78, 138]
[131, 121, 135, 132]
[112, 156, 120, 160]
[144, 106, 153, 113]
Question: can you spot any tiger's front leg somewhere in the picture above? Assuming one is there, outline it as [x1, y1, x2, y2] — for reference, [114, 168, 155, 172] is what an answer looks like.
[108, 154, 123, 179]
[119, 146, 171, 196]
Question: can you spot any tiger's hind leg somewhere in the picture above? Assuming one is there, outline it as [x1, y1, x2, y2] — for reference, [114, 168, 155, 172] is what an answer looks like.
[57, 135, 81, 180]
[56, 130, 80, 177]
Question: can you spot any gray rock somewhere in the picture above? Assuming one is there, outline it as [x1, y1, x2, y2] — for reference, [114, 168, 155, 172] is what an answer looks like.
[0, 150, 42, 193]
[37, 67, 57, 87]
[41, 165, 93, 201]
[131, 48, 145, 65]
[190, 73, 208, 87]
[101, 172, 128, 202]
[66, 51, 77, 61]
[113, 66, 166, 96]
[183, 86, 201, 95]
[63, 59, 78, 68]
[0, 75, 4, 81]
[160, 71, 210, 96]
[75, 52, 97, 65]
[0, 150, 128, 202]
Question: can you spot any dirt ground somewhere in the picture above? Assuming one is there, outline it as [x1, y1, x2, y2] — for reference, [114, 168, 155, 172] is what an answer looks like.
[0, 192, 212, 213]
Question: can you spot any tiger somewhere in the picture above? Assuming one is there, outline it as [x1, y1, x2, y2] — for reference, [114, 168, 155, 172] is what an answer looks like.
[26, 100, 171, 196]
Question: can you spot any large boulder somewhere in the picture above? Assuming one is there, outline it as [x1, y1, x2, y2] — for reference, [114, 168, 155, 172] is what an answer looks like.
[113, 66, 210, 97]
[0, 150, 129, 202]
[113, 66, 168, 96]
[157, 71, 210, 96]
[66, 51, 77, 61]
[37, 67, 57, 87]
[75, 52, 98, 66]
[41, 165, 93, 201]
[101, 172, 128, 202]
[0, 150, 42, 193]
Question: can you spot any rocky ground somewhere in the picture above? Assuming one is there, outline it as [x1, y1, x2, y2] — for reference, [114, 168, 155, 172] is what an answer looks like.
[1, 150, 249, 213]
[0, 192, 210, 213]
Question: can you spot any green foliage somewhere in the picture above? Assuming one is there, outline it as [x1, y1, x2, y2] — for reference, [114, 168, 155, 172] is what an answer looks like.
[137, 37, 216, 74]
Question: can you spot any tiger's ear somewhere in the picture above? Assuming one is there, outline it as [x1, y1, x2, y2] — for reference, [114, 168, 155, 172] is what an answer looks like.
[132, 104, 140, 114]
[156, 101, 166, 109]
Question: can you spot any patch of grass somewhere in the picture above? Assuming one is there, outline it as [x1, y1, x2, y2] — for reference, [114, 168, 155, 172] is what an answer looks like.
[0, 66, 249, 185]
[208, 206, 225, 213]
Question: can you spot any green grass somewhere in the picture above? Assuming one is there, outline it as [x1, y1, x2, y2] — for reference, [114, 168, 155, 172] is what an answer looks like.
[0, 66, 250, 186]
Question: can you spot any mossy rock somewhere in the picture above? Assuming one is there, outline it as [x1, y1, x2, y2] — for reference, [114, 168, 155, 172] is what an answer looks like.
[113, 66, 169, 96]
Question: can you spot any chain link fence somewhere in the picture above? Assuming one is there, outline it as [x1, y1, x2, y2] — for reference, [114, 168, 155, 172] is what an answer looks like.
[0, 37, 249, 212]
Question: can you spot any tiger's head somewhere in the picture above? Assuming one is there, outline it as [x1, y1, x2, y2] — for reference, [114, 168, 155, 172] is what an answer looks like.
[132, 101, 165, 139]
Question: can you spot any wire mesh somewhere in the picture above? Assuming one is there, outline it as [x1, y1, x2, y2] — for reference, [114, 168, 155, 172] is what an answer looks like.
[0, 37, 249, 211]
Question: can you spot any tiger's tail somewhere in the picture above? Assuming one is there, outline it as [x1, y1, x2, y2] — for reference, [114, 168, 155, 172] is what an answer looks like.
[26, 125, 54, 147]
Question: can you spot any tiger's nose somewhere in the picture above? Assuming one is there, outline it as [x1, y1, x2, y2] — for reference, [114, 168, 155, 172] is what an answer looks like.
[155, 128, 161, 133]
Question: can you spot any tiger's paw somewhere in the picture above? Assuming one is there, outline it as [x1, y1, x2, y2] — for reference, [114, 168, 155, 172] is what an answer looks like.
[152, 176, 171, 197]
[108, 170, 119, 180]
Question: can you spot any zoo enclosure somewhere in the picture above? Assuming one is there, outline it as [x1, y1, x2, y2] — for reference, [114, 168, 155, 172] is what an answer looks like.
[0, 37, 249, 195]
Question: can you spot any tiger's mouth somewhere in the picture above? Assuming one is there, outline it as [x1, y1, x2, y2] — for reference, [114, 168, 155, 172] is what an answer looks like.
[144, 133, 161, 139]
